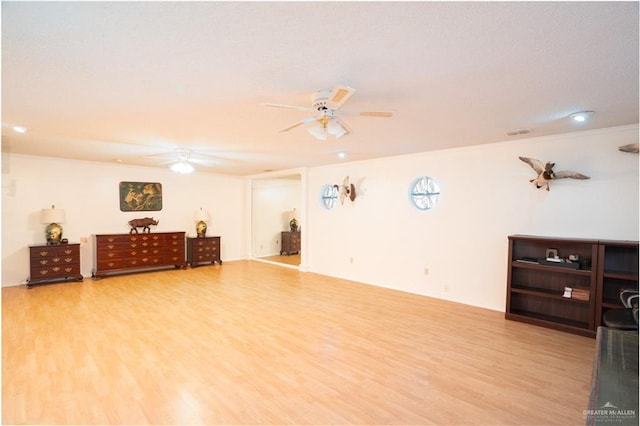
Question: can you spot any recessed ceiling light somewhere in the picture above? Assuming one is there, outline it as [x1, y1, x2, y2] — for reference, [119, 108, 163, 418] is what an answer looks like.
[337, 152, 347, 159]
[13, 126, 26, 133]
[570, 111, 594, 123]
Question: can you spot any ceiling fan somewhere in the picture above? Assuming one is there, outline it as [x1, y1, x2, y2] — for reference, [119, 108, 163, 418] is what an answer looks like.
[264, 86, 392, 140]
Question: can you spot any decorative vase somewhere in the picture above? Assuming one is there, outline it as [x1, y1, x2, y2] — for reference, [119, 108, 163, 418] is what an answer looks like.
[46, 223, 63, 245]
[289, 218, 298, 232]
[196, 220, 207, 238]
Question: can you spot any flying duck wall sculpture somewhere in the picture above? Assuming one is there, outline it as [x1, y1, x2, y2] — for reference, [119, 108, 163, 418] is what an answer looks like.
[333, 176, 356, 204]
[519, 157, 590, 191]
[618, 143, 639, 153]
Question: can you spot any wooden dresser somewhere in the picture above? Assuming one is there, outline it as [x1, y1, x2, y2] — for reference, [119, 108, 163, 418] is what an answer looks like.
[28, 243, 83, 288]
[186, 236, 222, 267]
[280, 231, 300, 255]
[93, 232, 186, 278]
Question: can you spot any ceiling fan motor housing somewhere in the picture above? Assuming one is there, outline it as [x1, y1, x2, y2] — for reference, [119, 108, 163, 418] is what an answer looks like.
[312, 90, 332, 110]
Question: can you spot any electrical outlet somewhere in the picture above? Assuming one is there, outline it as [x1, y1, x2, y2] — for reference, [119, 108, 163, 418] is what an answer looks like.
[80, 237, 88, 244]
[349, 257, 354, 264]
[424, 267, 429, 275]
[444, 285, 450, 293]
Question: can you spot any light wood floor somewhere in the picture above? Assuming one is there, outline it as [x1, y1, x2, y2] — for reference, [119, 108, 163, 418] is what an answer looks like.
[2, 260, 595, 425]
[258, 254, 300, 266]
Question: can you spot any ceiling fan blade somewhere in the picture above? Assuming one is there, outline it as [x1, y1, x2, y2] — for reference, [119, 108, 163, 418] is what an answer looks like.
[263, 103, 314, 112]
[279, 117, 317, 132]
[360, 111, 393, 117]
[326, 86, 355, 110]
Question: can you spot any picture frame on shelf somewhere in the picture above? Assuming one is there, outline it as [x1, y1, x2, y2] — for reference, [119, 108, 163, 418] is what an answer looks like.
[546, 248, 558, 259]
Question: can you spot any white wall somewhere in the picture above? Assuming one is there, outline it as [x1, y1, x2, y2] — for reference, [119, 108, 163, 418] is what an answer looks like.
[3, 125, 638, 314]
[1, 154, 246, 286]
[305, 125, 639, 312]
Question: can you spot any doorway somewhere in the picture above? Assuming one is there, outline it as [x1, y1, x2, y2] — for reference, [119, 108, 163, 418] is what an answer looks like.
[251, 173, 302, 268]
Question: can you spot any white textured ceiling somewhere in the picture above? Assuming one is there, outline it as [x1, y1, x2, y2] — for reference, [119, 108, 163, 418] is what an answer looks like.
[2, 1, 638, 175]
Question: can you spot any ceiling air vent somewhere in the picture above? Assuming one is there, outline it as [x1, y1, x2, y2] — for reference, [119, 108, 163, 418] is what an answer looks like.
[506, 129, 532, 137]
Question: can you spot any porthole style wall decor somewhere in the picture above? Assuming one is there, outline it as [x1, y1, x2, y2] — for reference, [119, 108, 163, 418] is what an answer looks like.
[409, 176, 440, 210]
[320, 184, 339, 210]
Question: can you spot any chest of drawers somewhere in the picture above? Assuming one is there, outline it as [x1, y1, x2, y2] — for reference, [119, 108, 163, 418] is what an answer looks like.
[93, 232, 186, 278]
[280, 231, 300, 255]
[28, 243, 83, 287]
[186, 236, 222, 267]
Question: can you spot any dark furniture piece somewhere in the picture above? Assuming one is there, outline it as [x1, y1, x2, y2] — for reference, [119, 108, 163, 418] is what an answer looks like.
[506, 235, 639, 337]
[596, 240, 639, 328]
[602, 290, 639, 330]
[28, 243, 83, 288]
[93, 232, 186, 278]
[587, 327, 638, 426]
[186, 236, 222, 267]
[280, 231, 300, 255]
[506, 235, 598, 337]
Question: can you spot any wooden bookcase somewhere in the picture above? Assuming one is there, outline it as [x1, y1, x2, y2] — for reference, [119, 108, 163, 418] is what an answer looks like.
[595, 240, 639, 328]
[506, 235, 639, 337]
[506, 235, 598, 337]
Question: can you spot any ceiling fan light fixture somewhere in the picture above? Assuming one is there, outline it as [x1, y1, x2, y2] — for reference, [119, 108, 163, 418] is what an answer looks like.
[170, 161, 194, 174]
[308, 123, 327, 140]
[570, 111, 594, 122]
[327, 119, 347, 138]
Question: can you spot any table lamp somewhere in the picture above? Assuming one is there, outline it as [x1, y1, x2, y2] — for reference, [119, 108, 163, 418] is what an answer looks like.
[41, 205, 66, 245]
[288, 208, 299, 232]
[194, 208, 210, 238]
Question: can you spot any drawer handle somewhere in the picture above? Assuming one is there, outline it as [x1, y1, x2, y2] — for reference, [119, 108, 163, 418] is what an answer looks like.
[107, 244, 115, 249]
[108, 262, 115, 267]
[130, 251, 137, 256]
[52, 257, 61, 263]
[39, 270, 48, 275]
[64, 258, 73, 263]
[64, 249, 72, 255]
[130, 244, 137, 248]
[52, 267, 60, 272]
[39, 260, 48, 265]
[108, 253, 115, 258]
[64, 267, 73, 272]
[39, 251, 49, 256]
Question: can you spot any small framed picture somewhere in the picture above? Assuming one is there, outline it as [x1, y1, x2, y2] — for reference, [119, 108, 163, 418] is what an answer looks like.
[546, 248, 558, 259]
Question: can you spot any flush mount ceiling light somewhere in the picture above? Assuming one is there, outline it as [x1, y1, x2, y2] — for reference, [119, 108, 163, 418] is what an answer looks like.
[12, 126, 26, 133]
[170, 161, 194, 174]
[570, 111, 594, 123]
[169, 150, 195, 174]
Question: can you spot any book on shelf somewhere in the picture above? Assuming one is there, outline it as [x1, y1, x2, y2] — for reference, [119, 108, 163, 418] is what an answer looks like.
[516, 257, 539, 264]
[571, 288, 590, 301]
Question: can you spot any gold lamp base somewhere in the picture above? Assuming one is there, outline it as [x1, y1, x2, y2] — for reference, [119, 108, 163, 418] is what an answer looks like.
[196, 220, 207, 238]
[46, 222, 63, 245]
